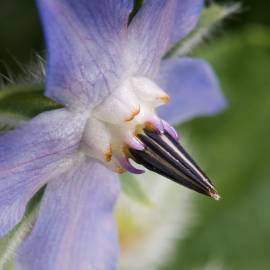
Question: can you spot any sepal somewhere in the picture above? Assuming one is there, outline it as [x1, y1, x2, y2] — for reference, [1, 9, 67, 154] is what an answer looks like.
[0, 188, 44, 269]
[0, 84, 62, 132]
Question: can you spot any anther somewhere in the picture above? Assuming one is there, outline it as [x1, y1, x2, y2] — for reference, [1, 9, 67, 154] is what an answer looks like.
[128, 125, 220, 200]
[104, 144, 113, 162]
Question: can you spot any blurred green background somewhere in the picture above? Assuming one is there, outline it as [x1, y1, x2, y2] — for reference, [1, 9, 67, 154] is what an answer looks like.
[0, 0, 270, 270]
[167, 27, 270, 270]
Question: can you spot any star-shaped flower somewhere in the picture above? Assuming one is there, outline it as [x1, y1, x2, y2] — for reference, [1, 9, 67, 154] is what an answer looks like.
[0, 1, 226, 269]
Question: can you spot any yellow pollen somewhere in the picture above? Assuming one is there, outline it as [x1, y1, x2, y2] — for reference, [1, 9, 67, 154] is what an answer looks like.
[104, 144, 112, 162]
[157, 95, 170, 104]
[144, 121, 156, 131]
[115, 166, 126, 174]
[125, 107, 140, 122]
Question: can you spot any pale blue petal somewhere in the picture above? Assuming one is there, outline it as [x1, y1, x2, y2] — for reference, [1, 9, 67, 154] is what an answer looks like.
[0, 109, 86, 236]
[17, 159, 120, 270]
[126, 0, 177, 77]
[37, 0, 133, 110]
[170, 0, 204, 46]
[126, 0, 203, 77]
[157, 57, 227, 125]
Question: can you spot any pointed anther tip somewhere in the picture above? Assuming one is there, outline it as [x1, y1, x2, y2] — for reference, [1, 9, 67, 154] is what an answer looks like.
[209, 188, 221, 201]
[129, 125, 222, 201]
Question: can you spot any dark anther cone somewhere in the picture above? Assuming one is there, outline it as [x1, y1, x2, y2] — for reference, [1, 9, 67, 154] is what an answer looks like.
[129, 127, 220, 200]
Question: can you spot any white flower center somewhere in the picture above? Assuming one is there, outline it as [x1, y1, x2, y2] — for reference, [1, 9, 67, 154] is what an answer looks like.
[81, 77, 220, 200]
[81, 77, 169, 172]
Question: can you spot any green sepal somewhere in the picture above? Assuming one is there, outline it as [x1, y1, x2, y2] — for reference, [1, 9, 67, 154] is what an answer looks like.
[0, 84, 62, 132]
[0, 188, 45, 269]
[0, 85, 62, 266]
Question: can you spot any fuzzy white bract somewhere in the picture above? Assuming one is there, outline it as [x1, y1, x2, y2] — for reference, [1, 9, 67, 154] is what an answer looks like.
[82, 77, 169, 173]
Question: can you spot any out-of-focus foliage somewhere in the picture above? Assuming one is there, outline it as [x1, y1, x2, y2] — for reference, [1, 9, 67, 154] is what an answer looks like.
[0, 85, 62, 132]
[163, 26, 270, 270]
[0, 0, 43, 77]
[166, 3, 241, 57]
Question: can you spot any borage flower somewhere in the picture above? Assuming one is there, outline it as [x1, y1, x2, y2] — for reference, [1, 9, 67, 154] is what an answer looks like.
[0, 1, 225, 269]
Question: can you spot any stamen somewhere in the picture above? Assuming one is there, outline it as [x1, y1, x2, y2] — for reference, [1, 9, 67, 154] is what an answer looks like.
[157, 95, 170, 104]
[162, 120, 179, 140]
[127, 137, 145, 151]
[128, 127, 220, 200]
[163, 129, 213, 185]
[104, 144, 112, 162]
[82, 75, 220, 200]
[145, 118, 164, 134]
[115, 166, 126, 174]
[119, 156, 145, 174]
[209, 187, 221, 201]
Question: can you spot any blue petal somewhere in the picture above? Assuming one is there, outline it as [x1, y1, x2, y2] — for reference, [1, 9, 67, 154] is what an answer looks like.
[126, 0, 203, 77]
[170, 0, 204, 46]
[17, 159, 120, 270]
[127, 0, 176, 77]
[157, 57, 227, 125]
[0, 109, 86, 236]
[37, 0, 133, 110]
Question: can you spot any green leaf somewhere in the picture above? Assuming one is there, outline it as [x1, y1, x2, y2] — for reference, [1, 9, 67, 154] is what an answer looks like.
[165, 3, 241, 58]
[163, 26, 270, 270]
[0, 188, 44, 269]
[0, 84, 62, 132]
[121, 173, 152, 206]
